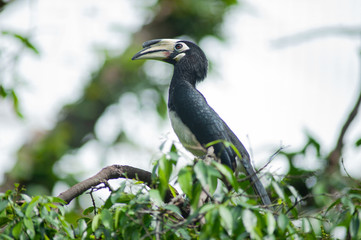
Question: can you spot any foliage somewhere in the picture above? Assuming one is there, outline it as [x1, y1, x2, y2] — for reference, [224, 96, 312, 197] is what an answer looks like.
[1, 0, 240, 197]
[0, 30, 40, 118]
[1, 0, 360, 239]
[0, 184, 71, 239]
[148, 0, 238, 42]
[1, 147, 360, 239]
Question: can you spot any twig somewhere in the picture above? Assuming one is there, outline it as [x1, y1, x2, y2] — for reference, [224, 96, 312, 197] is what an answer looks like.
[238, 146, 285, 184]
[285, 194, 311, 215]
[102, 180, 114, 192]
[89, 189, 97, 215]
[258, 146, 287, 173]
[340, 158, 361, 187]
[200, 185, 217, 204]
[155, 212, 162, 240]
[341, 158, 353, 180]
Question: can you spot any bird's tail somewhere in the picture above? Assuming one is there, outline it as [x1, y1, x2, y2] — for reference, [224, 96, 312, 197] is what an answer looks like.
[242, 160, 272, 206]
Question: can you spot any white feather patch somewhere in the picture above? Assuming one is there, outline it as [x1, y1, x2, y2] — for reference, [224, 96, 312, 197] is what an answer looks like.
[169, 111, 205, 156]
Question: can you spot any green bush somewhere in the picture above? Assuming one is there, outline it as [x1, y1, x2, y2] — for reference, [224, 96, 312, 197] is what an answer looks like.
[1, 148, 360, 239]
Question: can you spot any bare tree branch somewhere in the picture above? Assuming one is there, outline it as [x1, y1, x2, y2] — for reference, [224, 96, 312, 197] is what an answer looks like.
[273, 25, 361, 175]
[272, 25, 361, 48]
[57, 165, 164, 204]
[327, 72, 361, 174]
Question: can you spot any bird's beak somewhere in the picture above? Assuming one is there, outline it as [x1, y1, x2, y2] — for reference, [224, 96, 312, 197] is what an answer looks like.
[132, 39, 179, 61]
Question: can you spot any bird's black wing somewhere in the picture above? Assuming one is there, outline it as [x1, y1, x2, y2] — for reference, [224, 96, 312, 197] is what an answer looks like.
[171, 82, 271, 205]
[171, 82, 236, 168]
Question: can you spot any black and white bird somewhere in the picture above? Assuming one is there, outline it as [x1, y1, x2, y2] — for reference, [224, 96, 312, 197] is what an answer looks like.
[132, 39, 271, 206]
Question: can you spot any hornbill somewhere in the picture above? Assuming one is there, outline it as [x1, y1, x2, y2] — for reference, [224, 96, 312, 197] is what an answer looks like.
[132, 39, 271, 206]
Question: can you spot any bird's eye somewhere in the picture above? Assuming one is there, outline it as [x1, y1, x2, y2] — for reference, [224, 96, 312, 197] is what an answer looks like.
[175, 43, 183, 50]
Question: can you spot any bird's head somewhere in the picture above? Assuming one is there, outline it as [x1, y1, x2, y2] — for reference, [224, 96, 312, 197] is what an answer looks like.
[132, 39, 208, 84]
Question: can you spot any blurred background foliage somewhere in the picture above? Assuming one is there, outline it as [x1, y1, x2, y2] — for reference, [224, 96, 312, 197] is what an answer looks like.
[0, 0, 361, 237]
[0, 0, 238, 204]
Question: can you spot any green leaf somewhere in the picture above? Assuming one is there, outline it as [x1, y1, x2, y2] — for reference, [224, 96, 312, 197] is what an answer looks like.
[266, 212, 276, 235]
[7, 32, 40, 55]
[101, 209, 113, 230]
[194, 160, 208, 187]
[12, 222, 22, 238]
[341, 196, 355, 214]
[111, 192, 135, 204]
[213, 161, 238, 191]
[76, 218, 87, 235]
[242, 209, 260, 240]
[158, 156, 173, 198]
[164, 205, 182, 217]
[44, 203, 58, 213]
[325, 198, 341, 215]
[272, 181, 285, 200]
[13, 205, 25, 217]
[57, 204, 66, 216]
[219, 205, 233, 235]
[92, 214, 101, 232]
[0, 86, 6, 98]
[20, 194, 32, 203]
[190, 182, 202, 211]
[301, 218, 311, 233]
[83, 206, 95, 215]
[206, 165, 222, 194]
[156, 95, 168, 119]
[199, 203, 216, 214]
[0, 200, 8, 212]
[149, 189, 164, 206]
[25, 196, 40, 218]
[169, 149, 179, 162]
[205, 139, 223, 148]
[204, 207, 220, 237]
[0, 234, 13, 240]
[309, 218, 322, 236]
[349, 193, 361, 200]
[23, 218, 35, 239]
[60, 218, 75, 238]
[350, 212, 360, 239]
[277, 214, 289, 233]
[11, 90, 23, 118]
[47, 196, 67, 205]
[114, 208, 122, 229]
[178, 167, 193, 197]
[287, 185, 299, 199]
[355, 138, 361, 147]
[168, 184, 178, 198]
[176, 228, 192, 239]
[0, 217, 11, 228]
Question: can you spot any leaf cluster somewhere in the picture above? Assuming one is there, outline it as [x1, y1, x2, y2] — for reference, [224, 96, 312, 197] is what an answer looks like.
[0, 184, 71, 239]
[1, 146, 361, 239]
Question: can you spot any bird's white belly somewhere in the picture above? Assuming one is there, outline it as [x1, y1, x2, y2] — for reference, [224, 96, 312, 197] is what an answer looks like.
[169, 111, 205, 156]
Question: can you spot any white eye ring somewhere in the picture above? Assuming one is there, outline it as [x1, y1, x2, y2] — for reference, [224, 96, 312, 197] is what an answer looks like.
[175, 43, 183, 51]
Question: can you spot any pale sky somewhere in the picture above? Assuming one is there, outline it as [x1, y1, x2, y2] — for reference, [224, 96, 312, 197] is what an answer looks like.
[1, 0, 361, 190]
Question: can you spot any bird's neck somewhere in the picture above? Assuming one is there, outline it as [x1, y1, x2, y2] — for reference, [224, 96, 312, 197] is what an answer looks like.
[168, 59, 207, 110]
[171, 63, 198, 87]
[169, 63, 199, 95]
[169, 68, 205, 112]
[168, 68, 188, 111]
[171, 56, 207, 86]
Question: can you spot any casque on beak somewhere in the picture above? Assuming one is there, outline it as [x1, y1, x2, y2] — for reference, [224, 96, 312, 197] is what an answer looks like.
[132, 39, 180, 61]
